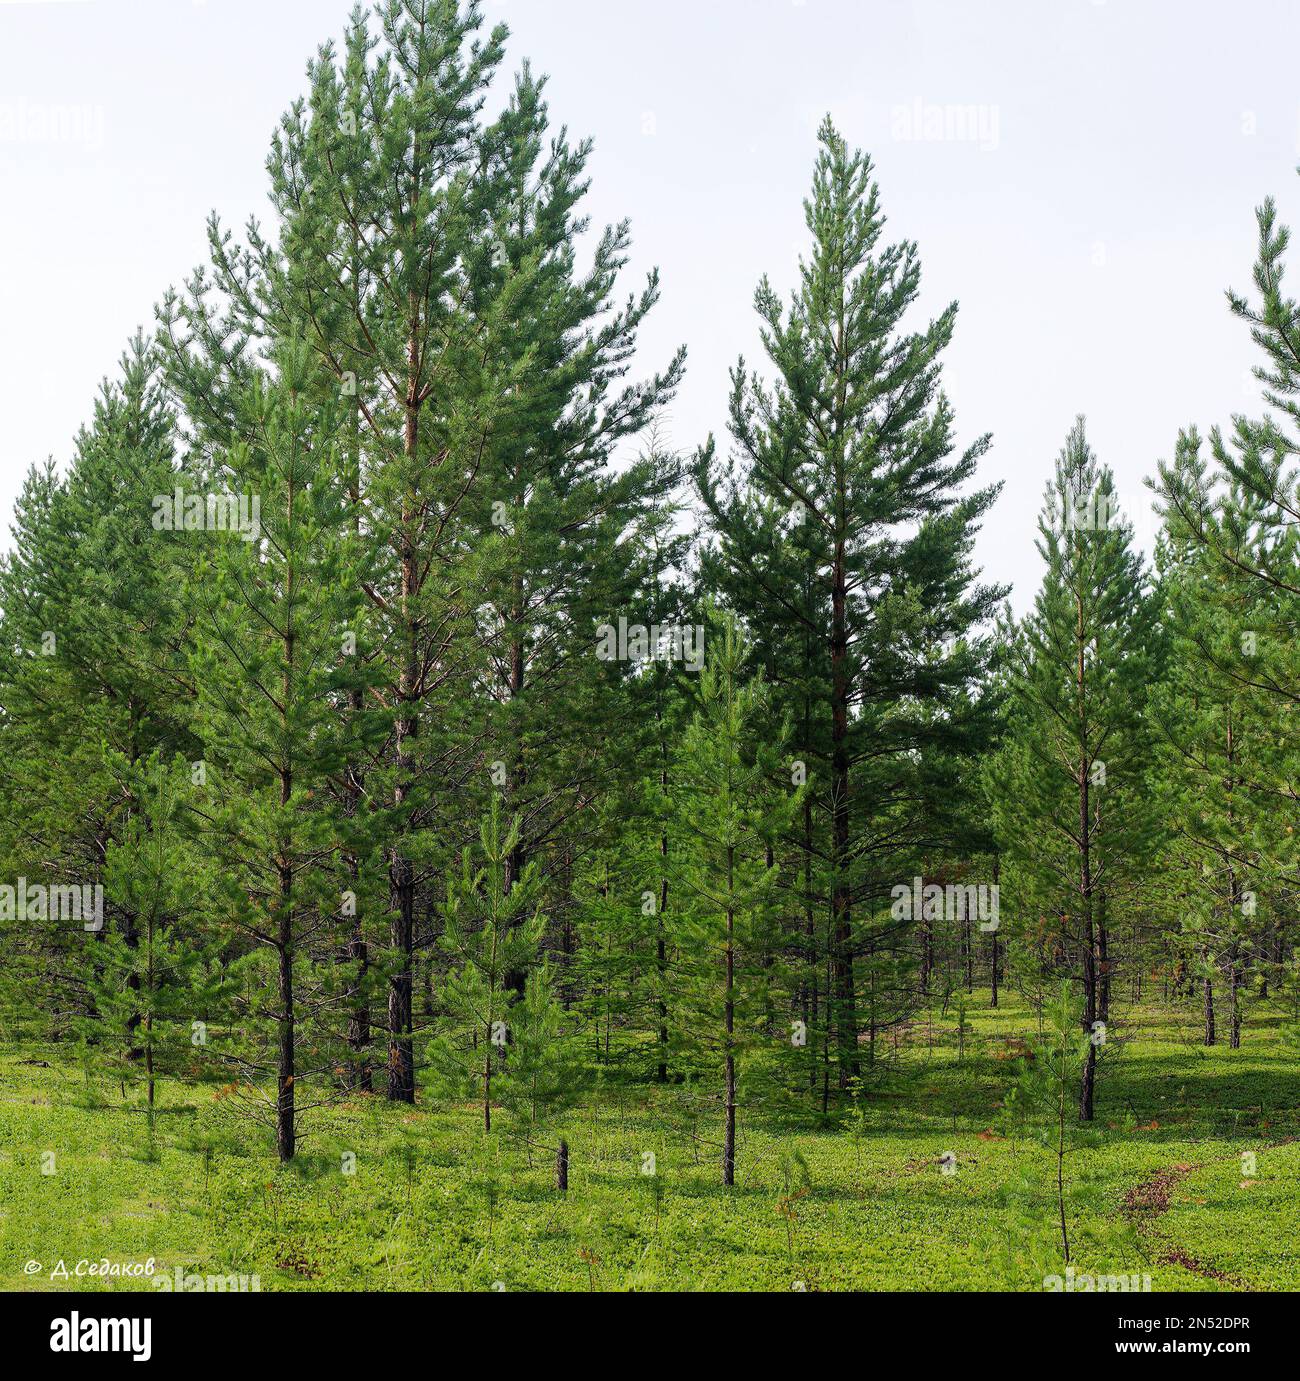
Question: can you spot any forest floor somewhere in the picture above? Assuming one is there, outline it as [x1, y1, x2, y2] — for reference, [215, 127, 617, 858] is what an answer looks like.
[1, 994, 1297, 1292]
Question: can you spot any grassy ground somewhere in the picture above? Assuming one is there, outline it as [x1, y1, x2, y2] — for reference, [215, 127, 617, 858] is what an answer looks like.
[1, 994, 1297, 1292]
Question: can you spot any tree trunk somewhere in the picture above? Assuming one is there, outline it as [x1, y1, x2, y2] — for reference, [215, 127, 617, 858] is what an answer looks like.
[145, 898, 155, 1107]
[919, 904, 933, 998]
[656, 818, 669, 1082]
[956, 905, 967, 994]
[803, 794, 817, 1092]
[122, 907, 143, 1061]
[145, 1015, 155, 1108]
[344, 341, 370, 1093]
[1097, 888, 1110, 1022]
[276, 830, 296, 1162]
[276, 925, 295, 1162]
[989, 854, 1000, 1008]
[387, 850, 415, 1102]
[556, 1138, 569, 1194]
[502, 619, 530, 998]
[1225, 717, 1240, 1050]
[277, 546, 297, 1160]
[347, 908, 371, 1091]
[1230, 962, 1241, 1049]
[830, 538, 857, 1086]
[387, 319, 421, 1104]
[483, 1031, 492, 1132]
[1077, 593, 1097, 1123]
[723, 846, 736, 1187]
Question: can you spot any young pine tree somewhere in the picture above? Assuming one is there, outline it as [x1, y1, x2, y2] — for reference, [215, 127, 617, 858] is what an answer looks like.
[1155, 190, 1300, 1034]
[1149, 528, 1268, 1047]
[669, 611, 802, 1186]
[429, 798, 548, 1133]
[0, 339, 193, 1045]
[991, 419, 1159, 1120]
[999, 981, 1109, 1276]
[75, 754, 227, 1114]
[495, 962, 585, 1188]
[186, 340, 377, 1162]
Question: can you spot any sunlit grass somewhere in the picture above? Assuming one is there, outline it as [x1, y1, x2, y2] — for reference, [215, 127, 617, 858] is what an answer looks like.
[1, 993, 1295, 1291]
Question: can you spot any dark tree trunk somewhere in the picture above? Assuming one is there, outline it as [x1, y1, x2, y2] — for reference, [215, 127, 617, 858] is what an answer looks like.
[1077, 596, 1097, 1123]
[656, 825, 669, 1082]
[344, 368, 370, 1092]
[723, 882, 736, 1188]
[388, 849, 415, 1102]
[346, 795, 370, 1090]
[276, 816, 296, 1161]
[276, 923, 295, 1162]
[720, 839, 738, 1186]
[919, 912, 933, 997]
[483, 1040, 492, 1132]
[830, 539, 857, 1087]
[121, 904, 144, 1061]
[1097, 889, 1110, 1022]
[387, 346, 420, 1104]
[502, 623, 529, 999]
[1226, 718, 1241, 1050]
[1230, 959, 1241, 1050]
[277, 590, 297, 1159]
[989, 854, 1000, 1008]
[556, 1139, 569, 1194]
[803, 795, 817, 1092]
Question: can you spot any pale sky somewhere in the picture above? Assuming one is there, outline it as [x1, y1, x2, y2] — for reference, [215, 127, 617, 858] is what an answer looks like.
[3, 0, 1298, 609]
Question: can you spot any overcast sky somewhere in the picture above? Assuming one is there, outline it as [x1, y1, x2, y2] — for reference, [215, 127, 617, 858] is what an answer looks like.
[2, 0, 1299, 609]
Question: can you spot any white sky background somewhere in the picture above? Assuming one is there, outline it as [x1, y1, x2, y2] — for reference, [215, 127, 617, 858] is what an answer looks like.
[2, 0, 1299, 611]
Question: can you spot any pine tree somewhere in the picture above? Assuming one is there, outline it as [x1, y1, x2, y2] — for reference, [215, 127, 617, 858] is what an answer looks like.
[1149, 521, 1270, 1047]
[1000, 981, 1105, 1272]
[0, 337, 192, 1045]
[668, 610, 801, 1185]
[579, 461, 696, 1081]
[428, 797, 547, 1132]
[1154, 188, 1300, 1028]
[462, 65, 684, 963]
[0, 461, 102, 1039]
[74, 754, 227, 1113]
[160, 0, 510, 1104]
[990, 419, 1159, 1119]
[185, 339, 377, 1161]
[495, 961, 585, 1184]
[695, 118, 1004, 1094]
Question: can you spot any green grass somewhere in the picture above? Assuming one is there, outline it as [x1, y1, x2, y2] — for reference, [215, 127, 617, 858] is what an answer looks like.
[1, 994, 1296, 1292]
